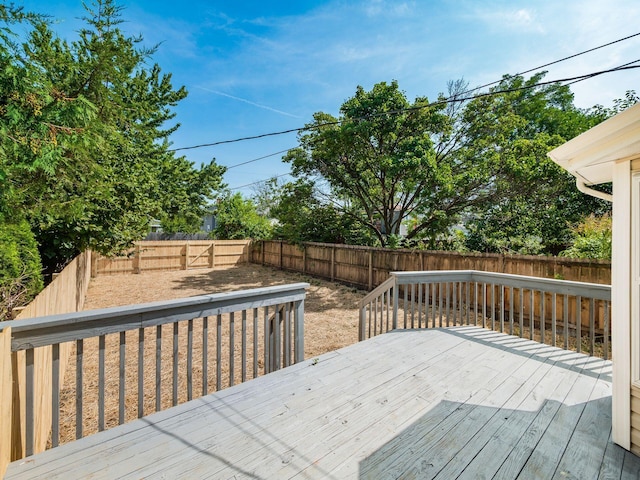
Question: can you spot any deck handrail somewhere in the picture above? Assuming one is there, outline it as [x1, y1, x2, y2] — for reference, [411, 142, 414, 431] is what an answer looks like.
[1, 282, 308, 459]
[359, 270, 611, 359]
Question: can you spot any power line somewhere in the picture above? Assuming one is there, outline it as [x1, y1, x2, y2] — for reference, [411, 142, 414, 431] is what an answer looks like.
[225, 148, 295, 170]
[229, 172, 292, 191]
[468, 31, 640, 93]
[223, 61, 640, 192]
[172, 62, 640, 153]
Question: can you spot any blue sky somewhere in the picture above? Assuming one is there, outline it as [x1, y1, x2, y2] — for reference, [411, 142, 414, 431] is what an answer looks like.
[14, 0, 640, 196]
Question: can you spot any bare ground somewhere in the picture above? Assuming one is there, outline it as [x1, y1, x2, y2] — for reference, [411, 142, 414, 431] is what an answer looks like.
[56, 265, 367, 445]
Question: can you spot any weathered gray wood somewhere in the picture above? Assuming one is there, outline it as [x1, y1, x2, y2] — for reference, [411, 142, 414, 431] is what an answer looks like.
[118, 332, 125, 425]
[216, 314, 222, 389]
[172, 322, 178, 406]
[229, 312, 235, 386]
[137, 328, 144, 417]
[76, 339, 83, 439]
[25, 348, 34, 457]
[294, 300, 304, 364]
[202, 317, 208, 395]
[155, 325, 161, 412]
[97, 335, 105, 432]
[8, 283, 309, 350]
[7, 328, 638, 480]
[241, 310, 247, 381]
[252, 309, 258, 376]
[52, 342, 60, 446]
[187, 319, 193, 401]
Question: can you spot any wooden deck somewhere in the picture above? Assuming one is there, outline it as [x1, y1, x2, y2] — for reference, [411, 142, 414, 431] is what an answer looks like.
[6, 326, 640, 479]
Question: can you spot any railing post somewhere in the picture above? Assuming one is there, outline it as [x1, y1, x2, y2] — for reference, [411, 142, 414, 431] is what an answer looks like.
[0, 327, 12, 479]
[294, 299, 305, 363]
[359, 307, 366, 341]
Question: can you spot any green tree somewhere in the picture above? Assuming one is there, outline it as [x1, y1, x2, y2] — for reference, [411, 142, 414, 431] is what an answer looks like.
[285, 81, 451, 246]
[560, 214, 612, 260]
[212, 193, 272, 240]
[269, 179, 375, 245]
[0, 1, 225, 274]
[461, 73, 613, 254]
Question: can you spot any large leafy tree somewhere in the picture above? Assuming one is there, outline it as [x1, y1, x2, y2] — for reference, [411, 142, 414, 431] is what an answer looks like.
[212, 193, 272, 240]
[285, 81, 451, 246]
[0, 1, 225, 274]
[462, 74, 612, 254]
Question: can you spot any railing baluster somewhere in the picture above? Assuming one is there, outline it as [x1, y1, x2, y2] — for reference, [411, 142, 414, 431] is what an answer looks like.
[499, 285, 504, 333]
[466, 282, 470, 325]
[452, 282, 457, 326]
[172, 322, 178, 406]
[229, 312, 235, 386]
[274, 307, 281, 371]
[475, 282, 479, 326]
[552, 293, 557, 347]
[52, 343, 60, 446]
[410, 283, 415, 328]
[242, 310, 248, 380]
[439, 282, 444, 327]
[76, 339, 83, 440]
[540, 291, 545, 344]
[482, 283, 487, 329]
[119, 331, 125, 425]
[490, 284, 495, 331]
[563, 296, 569, 350]
[26, 348, 34, 456]
[263, 307, 270, 375]
[98, 335, 105, 432]
[446, 282, 451, 327]
[519, 288, 524, 338]
[138, 328, 144, 417]
[604, 301, 610, 360]
[431, 283, 436, 328]
[217, 314, 223, 389]
[155, 325, 162, 412]
[386, 288, 391, 332]
[576, 296, 582, 354]
[529, 290, 534, 341]
[417, 283, 422, 328]
[367, 301, 372, 339]
[203, 316, 208, 395]
[283, 305, 290, 368]
[187, 319, 193, 401]
[589, 298, 595, 356]
[403, 286, 408, 329]
[253, 308, 259, 378]
[509, 287, 514, 336]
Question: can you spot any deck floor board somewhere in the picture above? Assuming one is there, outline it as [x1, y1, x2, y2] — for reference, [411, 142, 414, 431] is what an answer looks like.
[6, 327, 640, 479]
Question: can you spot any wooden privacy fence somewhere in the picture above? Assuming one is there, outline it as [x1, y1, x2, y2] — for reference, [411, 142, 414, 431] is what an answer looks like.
[0, 283, 308, 462]
[359, 270, 611, 358]
[94, 240, 251, 275]
[253, 240, 611, 287]
[1, 251, 93, 478]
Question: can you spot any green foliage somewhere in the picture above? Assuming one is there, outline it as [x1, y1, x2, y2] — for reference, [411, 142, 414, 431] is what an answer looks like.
[460, 73, 613, 255]
[0, 220, 43, 320]
[269, 179, 376, 245]
[560, 214, 612, 260]
[0, 1, 225, 273]
[285, 81, 449, 246]
[212, 193, 272, 240]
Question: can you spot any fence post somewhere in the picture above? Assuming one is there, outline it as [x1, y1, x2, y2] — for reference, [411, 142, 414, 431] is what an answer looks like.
[368, 249, 373, 290]
[183, 242, 190, 270]
[0, 327, 12, 479]
[133, 244, 141, 274]
[209, 242, 215, 268]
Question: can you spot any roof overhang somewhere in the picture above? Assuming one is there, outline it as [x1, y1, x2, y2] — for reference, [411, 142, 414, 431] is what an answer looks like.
[548, 103, 640, 185]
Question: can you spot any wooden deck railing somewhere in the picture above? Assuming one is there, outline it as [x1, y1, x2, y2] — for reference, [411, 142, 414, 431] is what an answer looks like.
[0, 283, 308, 458]
[359, 270, 611, 358]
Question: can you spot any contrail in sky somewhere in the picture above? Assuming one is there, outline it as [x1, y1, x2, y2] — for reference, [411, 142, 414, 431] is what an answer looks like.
[196, 86, 302, 118]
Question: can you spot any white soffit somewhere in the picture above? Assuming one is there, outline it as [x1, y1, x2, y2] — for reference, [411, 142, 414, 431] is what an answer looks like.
[548, 103, 640, 185]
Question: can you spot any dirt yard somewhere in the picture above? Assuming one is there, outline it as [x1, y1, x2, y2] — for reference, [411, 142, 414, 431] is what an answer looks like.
[83, 264, 367, 357]
[56, 264, 368, 445]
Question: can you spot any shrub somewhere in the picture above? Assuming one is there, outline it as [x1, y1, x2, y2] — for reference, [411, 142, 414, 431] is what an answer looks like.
[0, 220, 43, 319]
[560, 214, 612, 260]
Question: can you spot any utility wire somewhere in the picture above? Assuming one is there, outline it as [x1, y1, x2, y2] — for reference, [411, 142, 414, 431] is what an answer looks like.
[172, 62, 640, 153]
[229, 172, 292, 191]
[467, 31, 640, 93]
[225, 148, 294, 170]
[225, 61, 639, 192]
